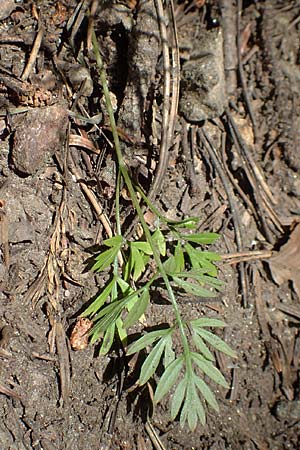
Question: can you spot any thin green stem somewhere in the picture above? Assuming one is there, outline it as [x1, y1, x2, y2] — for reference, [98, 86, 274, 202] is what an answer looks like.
[115, 170, 122, 237]
[91, 30, 190, 359]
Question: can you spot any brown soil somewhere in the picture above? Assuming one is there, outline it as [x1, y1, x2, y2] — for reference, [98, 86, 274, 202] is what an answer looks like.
[1, 1, 300, 449]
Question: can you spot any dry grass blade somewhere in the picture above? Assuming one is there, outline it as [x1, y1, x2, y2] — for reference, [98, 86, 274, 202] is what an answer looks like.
[55, 321, 71, 406]
[0, 208, 9, 270]
[68, 154, 114, 239]
[69, 134, 100, 154]
[21, 25, 43, 81]
[221, 249, 272, 264]
[145, 420, 167, 450]
[0, 382, 22, 400]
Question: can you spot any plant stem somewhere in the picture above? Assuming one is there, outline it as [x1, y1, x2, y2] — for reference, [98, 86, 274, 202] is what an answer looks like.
[91, 29, 190, 359]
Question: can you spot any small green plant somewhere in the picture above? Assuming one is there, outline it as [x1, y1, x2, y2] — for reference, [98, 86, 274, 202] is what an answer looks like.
[81, 29, 237, 431]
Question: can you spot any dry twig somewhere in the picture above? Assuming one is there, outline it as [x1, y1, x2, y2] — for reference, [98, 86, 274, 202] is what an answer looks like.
[199, 127, 249, 306]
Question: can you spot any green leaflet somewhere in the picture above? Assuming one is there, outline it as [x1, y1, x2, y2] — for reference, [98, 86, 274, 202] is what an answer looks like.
[92, 236, 123, 272]
[123, 289, 149, 329]
[116, 278, 140, 310]
[92, 247, 119, 272]
[99, 322, 115, 355]
[125, 243, 151, 281]
[194, 375, 219, 412]
[171, 376, 187, 420]
[179, 232, 219, 245]
[185, 243, 221, 275]
[127, 328, 173, 355]
[164, 243, 185, 274]
[154, 356, 184, 403]
[191, 352, 229, 388]
[116, 316, 127, 346]
[132, 245, 147, 281]
[131, 241, 153, 255]
[190, 318, 227, 328]
[173, 270, 224, 291]
[139, 335, 169, 385]
[189, 383, 206, 429]
[174, 243, 185, 272]
[163, 255, 176, 274]
[180, 380, 205, 430]
[196, 328, 237, 358]
[81, 277, 116, 317]
[117, 277, 133, 294]
[172, 276, 218, 298]
[90, 299, 125, 344]
[103, 235, 123, 247]
[152, 228, 166, 256]
[191, 332, 215, 361]
[168, 217, 199, 229]
[93, 297, 125, 322]
[163, 333, 175, 369]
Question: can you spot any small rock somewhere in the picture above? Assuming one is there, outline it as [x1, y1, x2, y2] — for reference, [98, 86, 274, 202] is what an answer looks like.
[274, 400, 300, 420]
[67, 65, 93, 97]
[0, 0, 16, 21]
[11, 103, 68, 176]
[179, 28, 227, 122]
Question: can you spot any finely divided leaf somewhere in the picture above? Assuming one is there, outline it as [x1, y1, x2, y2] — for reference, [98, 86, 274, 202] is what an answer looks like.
[180, 382, 195, 430]
[184, 271, 224, 290]
[103, 235, 123, 247]
[116, 316, 127, 345]
[116, 278, 140, 309]
[117, 277, 132, 294]
[124, 244, 150, 281]
[194, 389, 206, 427]
[163, 255, 177, 274]
[180, 381, 205, 430]
[185, 243, 221, 275]
[173, 270, 224, 292]
[190, 383, 206, 428]
[154, 356, 184, 403]
[92, 245, 122, 272]
[90, 299, 127, 343]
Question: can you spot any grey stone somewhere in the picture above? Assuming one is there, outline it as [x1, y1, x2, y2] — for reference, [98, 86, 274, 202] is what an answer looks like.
[179, 28, 227, 122]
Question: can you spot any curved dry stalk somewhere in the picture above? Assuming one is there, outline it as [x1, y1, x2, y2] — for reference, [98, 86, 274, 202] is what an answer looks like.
[148, 0, 172, 200]
[168, 0, 180, 149]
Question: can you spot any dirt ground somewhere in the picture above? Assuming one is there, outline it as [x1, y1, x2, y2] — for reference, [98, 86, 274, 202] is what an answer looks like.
[1, 0, 300, 449]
